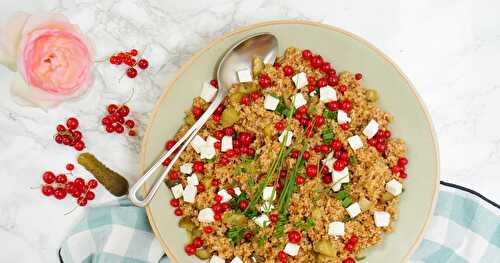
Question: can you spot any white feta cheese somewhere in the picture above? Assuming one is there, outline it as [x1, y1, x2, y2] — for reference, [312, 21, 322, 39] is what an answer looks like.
[182, 184, 197, 203]
[233, 187, 242, 196]
[322, 153, 334, 172]
[363, 119, 379, 139]
[200, 82, 218, 102]
[337, 110, 351, 124]
[346, 202, 362, 218]
[327, 221, 345, 237]
[283, 243, 300, 256]
[171, 184, 183, 199]
[191, 135, 206, 153]
[374, 211, 391, 227]
[347, 135, 363, 151]
[262, 186, 277, 201]
[180, 163, 193, 174]
[187, 174, 199, 186]
[217, 189, 233, 203]
[278, 130, 294, 147]
[206, 136, 218, 145]
[292, 72, 308, 89]
[200, 144, 216, 160]
[221, 136, 233, 152]
[264, 95, 280, 111]
[385, 179, 403, 196]
[319, 86, 337, 102]
[210, 255, 225, 263]
[198, 208, 215, 223]
[230, 256, 244, 263]
[237, 69, 253, 83]
[332, 167, 349, 192]
[293, 93, 307, 109]
[253, 214, 270, 228]
[260, 201, 274, 213]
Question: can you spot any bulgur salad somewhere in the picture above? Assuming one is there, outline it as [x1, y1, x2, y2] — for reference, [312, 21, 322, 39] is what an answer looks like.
[162, 47, 409, 263]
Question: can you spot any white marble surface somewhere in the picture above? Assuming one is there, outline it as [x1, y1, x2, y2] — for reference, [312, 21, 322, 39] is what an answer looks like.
[1, 0, 499, 262]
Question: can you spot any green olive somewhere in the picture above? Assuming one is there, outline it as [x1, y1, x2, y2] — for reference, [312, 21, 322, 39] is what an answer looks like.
[252, 56, 264, 77]
[382, 192, 395, 202]
[201, 177, 212, 190]
[229, 92, 244, 104]
[315, 253, 335, 262]
[178, 217, 195, 231]
[264, 124, 275, 138]
[191, 228, 202, 238]
[184, 114, 195, 125]
[222, 212, 248, 226]
[366, 89, 379, 102]
[311, 207, 323, 220]
[195, 249, 211, 259]
[221, 108, 240, 127]
[313, 239, 338, 257]
[359, 197, 373, 211]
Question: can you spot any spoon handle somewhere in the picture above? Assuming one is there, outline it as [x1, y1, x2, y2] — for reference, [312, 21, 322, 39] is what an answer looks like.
[129, 90, 227, 207]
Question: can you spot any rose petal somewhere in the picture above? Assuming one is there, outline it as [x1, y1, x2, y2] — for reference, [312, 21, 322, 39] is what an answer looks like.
[0, 12, 30, 71]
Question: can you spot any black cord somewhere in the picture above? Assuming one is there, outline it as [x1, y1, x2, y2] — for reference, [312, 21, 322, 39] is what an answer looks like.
[440, 180, 500, 210]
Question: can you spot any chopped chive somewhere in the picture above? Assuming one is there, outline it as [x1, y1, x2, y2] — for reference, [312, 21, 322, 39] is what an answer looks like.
[323, 109, 338, 120]
[348, 156, 358, 165]
[335, 190, 349, 200]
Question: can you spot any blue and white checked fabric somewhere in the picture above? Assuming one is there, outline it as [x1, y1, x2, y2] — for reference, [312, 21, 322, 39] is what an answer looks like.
[60, 183, 500, 263]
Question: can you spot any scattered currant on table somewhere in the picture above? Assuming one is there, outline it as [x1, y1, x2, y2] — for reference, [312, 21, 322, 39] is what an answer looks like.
[101, 104, 137, 136]
[39, 163, 99, 207]
[54, 117, 86, 151]
[108, 49, 149, 78]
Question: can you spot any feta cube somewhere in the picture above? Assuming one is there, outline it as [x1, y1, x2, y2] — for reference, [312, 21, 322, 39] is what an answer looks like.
[363, 119, 379, 139]
[253, 214, 270, 228]
[191, 135, 206, 153]
[347, 135, 363, 151]
[278, 130, 294, 147]
[262, 186, 277, 201]
[200, 144, 216, 160]
[346, 202, 362, 218]
[217, 189, 233, 203]
[337, 110, 351, 124]
[221, 136, 233, 152]
[293, 93, 307, 109]
[183, 184, 197, 203]
[210, 255, 225, 263]
[230, 257, 244, 263]
[283, 243, 300, 256]
[180, 163, 193, 174]
[233, 187, 242, 196]
[206, 136, 218, 145]
[327, 221, 345, 237]
[374, 211, 391, 227]
[187, 174, 199, 185]
[292, 72, 308, 89]
[200, 82, 217, 102]
[237, 69, 253, 83]
[332, 167, 349, 192]
[198, 208, 215, 223]
[319, 86, 337, 102]
[260, 201, 274, 213]
[385, 179, 403, 196]
[171, 184, 183, 199]
[264, 95, 280, 111]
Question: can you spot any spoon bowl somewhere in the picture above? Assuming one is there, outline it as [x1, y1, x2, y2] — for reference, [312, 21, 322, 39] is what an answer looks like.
[128, 33, 278, 207]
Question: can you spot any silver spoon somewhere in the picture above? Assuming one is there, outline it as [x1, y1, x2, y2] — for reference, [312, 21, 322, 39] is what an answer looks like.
[129, 33, 278, 207]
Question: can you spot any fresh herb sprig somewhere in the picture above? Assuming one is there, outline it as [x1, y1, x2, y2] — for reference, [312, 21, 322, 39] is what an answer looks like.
[227, 227, 247, 245]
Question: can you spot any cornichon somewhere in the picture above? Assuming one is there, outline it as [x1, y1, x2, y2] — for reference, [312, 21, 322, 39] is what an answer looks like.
[77, 153, 129, 196]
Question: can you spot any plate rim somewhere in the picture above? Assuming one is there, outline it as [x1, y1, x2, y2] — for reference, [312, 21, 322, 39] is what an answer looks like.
[140, 19, 441, 263]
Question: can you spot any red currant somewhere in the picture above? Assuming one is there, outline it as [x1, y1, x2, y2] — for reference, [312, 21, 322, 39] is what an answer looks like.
[77, 197, 88, 206]
[239, 200, 249, 210]
[343, 258, 355, 263]
[168, 171, 179, 181]
[355, 73, 362, 80]
[88, 179, 98, 189]
[240, 95, 251, 105]
[326, 101, 339, 111]
[196, 184, 205, 193]
[338, 84, 348, 93]
[398, 157, 408, 166]
[184, 244, 196, 256]
[118, 105, 130, 117]
[210, 79, 218, 88]
[41, 185, 54, 196]
[192, 237, 203, 248]
[170, 198, 180, 207]
[107, 104, 118, 114]
[56, 174, 67, 184]
[129, 49, 138, 56]
[203, 226, 213, 234]
[287, 230, 301, 243]
[66, 163, 74, 171]
[126, 67, 138, 78]
[269, 213, 279, 224]
[125, 119, 135, 129]
[283, 65, 294, 76]
[66, 117, 79, 129]
[174, 208, 183, 216]
[85, 191, 95, 200]
[42, 171, 56, 184]
[302, 49, 312, 60]
[74, 141, 85, 151]
[191, 106, 203, 119]
[258, 74, 272, 88]
[54, 188, 67, 200]
[322, 174, 333, 184]
[311, 55, 323, 69]
[306, 164, 317, 178]
[193, 161, 204, 173]
[137, 59, 149, 69]
[275, 121, 285, 131]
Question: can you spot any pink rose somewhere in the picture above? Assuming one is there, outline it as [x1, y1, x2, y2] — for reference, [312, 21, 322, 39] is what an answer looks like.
[0, 12, 93, 109]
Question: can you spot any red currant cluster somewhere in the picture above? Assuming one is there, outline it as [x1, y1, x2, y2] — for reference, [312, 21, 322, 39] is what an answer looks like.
[367, 129, 392, 154]
[101, 104, 137, 136]
[212, 128, 255, 166]
[54, 117, 86, 151]
[108, 49, 149, 78]
[40, 164, 98, 206]
[391, 157, 409, 179]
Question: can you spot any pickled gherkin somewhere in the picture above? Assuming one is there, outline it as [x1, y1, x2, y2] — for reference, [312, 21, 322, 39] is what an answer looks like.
[78, 153, 129, 196]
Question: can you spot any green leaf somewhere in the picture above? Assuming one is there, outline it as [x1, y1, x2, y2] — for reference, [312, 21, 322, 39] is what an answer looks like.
[348, 156, 358, 165]
[356, 255, 367, 261]
[335, 190, 349, 200]
[233, 165, 242, 176]
[226, 227, 247, 245]
[322, 109, 338, 120]
[321, 128, 334, 143]
[342, 196, 353, 207]
[244, 208, 258, 218]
